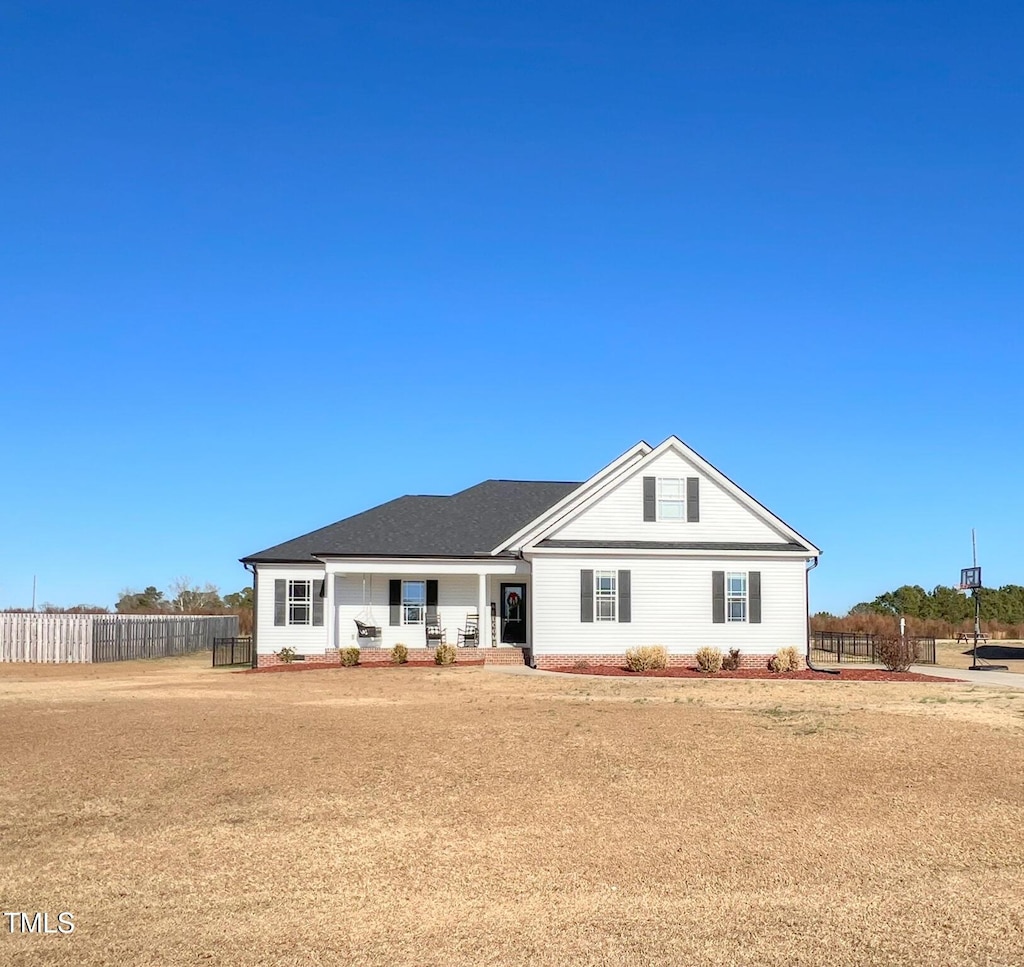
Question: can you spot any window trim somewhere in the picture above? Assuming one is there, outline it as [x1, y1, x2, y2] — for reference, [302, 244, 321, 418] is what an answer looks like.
[726, 571, 748, 623]
[287, 579, 312, 626]
[656, 477, 686, 521]
[401, 579, 426, 626]
[594, 569, 617, 622]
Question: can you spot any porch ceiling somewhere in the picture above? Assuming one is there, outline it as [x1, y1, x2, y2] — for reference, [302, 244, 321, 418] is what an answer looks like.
[317, 558, 526, 576]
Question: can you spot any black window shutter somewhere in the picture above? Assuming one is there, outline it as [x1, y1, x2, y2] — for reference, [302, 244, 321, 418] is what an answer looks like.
[749, 571, 761, 624]
[643, 476, 656, 521]
[686, 477, 700, 522]
[580, 569, 594, 623]
[389, 579, 401, 626]
[712, 571, 725, 624]
[312, 579, 325, 626]
[274, 579, 286, 626]
[618, 570, 631, 623]
[426, 580, 438, 609]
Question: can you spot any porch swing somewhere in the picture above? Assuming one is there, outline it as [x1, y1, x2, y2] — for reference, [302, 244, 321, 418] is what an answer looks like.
[353, 574, 382, 642]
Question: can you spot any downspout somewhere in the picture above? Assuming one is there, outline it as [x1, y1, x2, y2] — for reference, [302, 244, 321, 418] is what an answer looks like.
[804, 557, 839, 675]
[244, 562, 257, 669]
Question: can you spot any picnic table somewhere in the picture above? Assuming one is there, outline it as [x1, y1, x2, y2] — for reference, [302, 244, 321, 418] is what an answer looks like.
[956, 632, 990, 644]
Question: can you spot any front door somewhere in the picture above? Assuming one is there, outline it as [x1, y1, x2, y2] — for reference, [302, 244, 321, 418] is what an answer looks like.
[500, 583, 527, 645]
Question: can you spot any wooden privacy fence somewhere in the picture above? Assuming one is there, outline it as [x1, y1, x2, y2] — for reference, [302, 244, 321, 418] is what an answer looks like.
[0, 613, 94, 662]
[92, 615, 239, 663]
[0, 613, 239, 663]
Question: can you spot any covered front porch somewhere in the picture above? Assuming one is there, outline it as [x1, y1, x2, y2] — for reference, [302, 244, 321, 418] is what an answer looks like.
[320, 557, 532, 654]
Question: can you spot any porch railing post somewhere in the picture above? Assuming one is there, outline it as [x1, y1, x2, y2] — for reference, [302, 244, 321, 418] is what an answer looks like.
[478, 573, 491, 648]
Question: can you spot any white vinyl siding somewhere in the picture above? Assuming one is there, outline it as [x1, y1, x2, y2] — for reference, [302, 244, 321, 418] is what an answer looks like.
[257, 568, 502, 655]
[326, 571, 529, 650]
[255, 565, 329, 655]
[532, 554, 806, 656]
[551, 449, 787, 543]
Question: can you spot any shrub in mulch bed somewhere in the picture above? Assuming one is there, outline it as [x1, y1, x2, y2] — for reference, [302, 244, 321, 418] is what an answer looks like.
[238, 660, 484, 674]
[549, 665, 960, 683]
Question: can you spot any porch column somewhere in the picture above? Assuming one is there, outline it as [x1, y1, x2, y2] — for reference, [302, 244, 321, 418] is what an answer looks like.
[478, 572, 491, 648]
[325, 573, 336, 652]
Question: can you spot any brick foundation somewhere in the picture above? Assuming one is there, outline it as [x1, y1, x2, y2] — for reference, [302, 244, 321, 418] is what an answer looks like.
[532, 652, 806, 671]
[255, 646, 527, 669]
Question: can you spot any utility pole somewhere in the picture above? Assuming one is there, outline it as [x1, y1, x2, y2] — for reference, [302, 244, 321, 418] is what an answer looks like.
[31, 575, 36, 612]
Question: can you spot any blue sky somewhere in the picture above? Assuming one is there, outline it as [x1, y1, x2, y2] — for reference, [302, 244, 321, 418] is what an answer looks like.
[1, 1, 1021, 613]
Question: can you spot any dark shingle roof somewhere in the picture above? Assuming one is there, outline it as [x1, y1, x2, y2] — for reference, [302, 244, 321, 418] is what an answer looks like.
[241, 480, 581, 563]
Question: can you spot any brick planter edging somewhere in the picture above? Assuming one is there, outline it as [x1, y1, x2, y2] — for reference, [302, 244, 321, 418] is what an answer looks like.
[255, 646, 527, 669]
[532, 652, 806, 671]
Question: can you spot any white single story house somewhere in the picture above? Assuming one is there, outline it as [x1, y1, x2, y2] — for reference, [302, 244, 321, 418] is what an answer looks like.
[240, 436, 821, 668]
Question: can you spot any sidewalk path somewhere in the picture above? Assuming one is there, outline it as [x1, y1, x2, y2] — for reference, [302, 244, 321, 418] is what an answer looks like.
[908, 664, 1024, 690]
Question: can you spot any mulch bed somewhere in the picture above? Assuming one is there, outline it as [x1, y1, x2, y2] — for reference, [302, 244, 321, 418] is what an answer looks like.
[549, 665, 960, 683]
[238, 660, 484, 674]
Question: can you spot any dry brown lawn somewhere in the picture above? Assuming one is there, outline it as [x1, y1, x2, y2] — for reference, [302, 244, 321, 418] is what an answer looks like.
[2, 656, 1023, 966]
[935, 638, 1024, 675]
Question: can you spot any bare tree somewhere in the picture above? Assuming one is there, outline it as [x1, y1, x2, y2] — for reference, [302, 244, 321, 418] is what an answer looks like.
[169, 577, 224, 612]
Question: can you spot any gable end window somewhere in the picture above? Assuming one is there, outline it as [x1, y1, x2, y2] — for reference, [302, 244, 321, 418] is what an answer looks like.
[645, 475, 700, 522]
[657, 477, 686, 520]
[402, 580, 426, 625]
[726, 572, 747, 622]
[595, 570, 617, 621]
[288, 580, 312, 626]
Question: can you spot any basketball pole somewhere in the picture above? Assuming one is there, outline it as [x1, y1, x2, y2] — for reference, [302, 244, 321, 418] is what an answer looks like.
[971, 529, 980, 669]
[965, 529, 1007, 672]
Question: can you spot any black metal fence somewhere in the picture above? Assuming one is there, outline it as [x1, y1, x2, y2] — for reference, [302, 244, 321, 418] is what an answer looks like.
[213, 636, 254, 668]
[811, 631, 936, 665]
[92, 615, 239, 663]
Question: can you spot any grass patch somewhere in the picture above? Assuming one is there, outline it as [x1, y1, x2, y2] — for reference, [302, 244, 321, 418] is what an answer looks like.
[0, 655, 1022, 965]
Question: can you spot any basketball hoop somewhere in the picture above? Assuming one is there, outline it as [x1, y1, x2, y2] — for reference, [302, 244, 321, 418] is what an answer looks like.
[955, 584, 971, 596]
[959, 541, 1008, 671]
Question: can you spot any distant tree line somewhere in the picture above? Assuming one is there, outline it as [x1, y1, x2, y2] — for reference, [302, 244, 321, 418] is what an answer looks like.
[814, 584, 1024, 638]
[114, 578, 253, 635]
[114, 578, 252, 615]
[3, 578, 254, 634]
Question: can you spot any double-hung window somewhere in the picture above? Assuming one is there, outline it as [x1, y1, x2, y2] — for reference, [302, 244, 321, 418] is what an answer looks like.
[402, 580, 426, 625]
[726, 572, 748, 623]
[657, 478, 686, 520]
[288, 580, 312, 625]
[595, 570, 617, 621]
